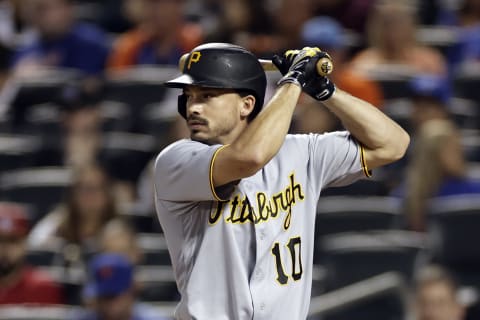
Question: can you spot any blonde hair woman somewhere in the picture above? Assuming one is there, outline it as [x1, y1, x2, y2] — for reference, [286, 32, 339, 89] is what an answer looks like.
[349, 0, 447, 77]
[403, 119, 480, 231]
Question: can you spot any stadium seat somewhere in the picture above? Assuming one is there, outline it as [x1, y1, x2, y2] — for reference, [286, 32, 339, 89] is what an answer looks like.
[314, 196, 402, 260]
[38, 264, 86, 306]
[9, 68, 79, 129]
[461, 131, 480, 162]
[320, 230, 425, 290]
[99, 132, 157, 183]
[453, 66, 480, 103]
[450, 98, 479, 131]
[121, 208, 162, 234]
[428, 195, 480, 288]
[21, 102, 63, 137]
[0, 306, 80, 320]
[0, 167, 72, 223]
[137, 233, 171, 266]
[137, 265, 179, 302]
[367, 70, 414, 100]
[321, 179, 390, 197]
[104, 66, 178, 133]
[0, 134, 43, 173]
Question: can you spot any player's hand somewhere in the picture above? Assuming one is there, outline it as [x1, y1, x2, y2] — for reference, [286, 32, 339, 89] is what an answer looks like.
[302, 53, 336, 101]
[275, 47, 322, 87]
[274, 48, 336, 100]
[272, 49, 300, 75]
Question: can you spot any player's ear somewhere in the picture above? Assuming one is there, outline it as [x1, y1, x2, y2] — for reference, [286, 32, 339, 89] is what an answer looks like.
[240, 94, 256, 119]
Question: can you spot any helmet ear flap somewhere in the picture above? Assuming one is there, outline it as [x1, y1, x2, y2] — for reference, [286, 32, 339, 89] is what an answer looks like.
[178, 94, 187, 119]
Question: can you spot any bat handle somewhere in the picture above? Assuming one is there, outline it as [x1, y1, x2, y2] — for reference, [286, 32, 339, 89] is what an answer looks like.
[259, 58, 333, 76]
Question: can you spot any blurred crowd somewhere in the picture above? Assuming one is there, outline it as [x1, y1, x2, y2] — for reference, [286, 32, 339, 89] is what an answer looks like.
[0, 0, 480, 319]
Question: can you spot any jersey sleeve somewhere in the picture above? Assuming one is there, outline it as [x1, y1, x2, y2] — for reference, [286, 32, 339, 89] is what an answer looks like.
[154, 139, 229, 202]
[310, 131, 371, 188]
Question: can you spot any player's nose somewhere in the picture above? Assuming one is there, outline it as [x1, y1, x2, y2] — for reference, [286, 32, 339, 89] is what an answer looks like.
[187, 101, 204, 117]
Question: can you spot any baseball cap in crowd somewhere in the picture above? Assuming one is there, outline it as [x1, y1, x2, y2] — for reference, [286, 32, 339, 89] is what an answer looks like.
[409, 74, 451, 105]
[301, 16, 345, 49]
[84, 254, 134, 298]
[0, 203, 29, 238]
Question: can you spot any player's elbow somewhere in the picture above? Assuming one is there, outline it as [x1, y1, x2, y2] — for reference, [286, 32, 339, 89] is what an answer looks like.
[394, 130, 410, 160]
[385, 129, 410, 162]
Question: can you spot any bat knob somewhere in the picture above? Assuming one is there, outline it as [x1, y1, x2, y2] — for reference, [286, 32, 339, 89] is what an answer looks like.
[316, 57, 333, 76]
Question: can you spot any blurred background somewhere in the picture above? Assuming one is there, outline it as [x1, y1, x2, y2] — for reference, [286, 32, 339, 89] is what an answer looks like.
[0, 0, 479, 319]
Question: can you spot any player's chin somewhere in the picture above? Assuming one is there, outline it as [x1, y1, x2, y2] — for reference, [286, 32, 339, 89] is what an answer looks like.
[190, 131, 212, 144]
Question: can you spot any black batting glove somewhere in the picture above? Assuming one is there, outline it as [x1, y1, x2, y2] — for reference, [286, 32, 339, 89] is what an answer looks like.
[274, 50, 336, 101]
[272, 49, 300, 75]
[275, 47, 322, 87]
[302, 54, 336, 101]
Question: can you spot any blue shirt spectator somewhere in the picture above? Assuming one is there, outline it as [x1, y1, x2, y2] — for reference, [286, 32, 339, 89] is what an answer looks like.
[72, 254, 172, 320]
[12, 22, 109, 76]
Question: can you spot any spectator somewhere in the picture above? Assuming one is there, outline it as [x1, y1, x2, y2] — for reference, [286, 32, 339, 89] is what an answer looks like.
[456, 0, 480, 27]
[0, 202, 64, 305]
[408, 74, 451, 132]
[292, 16, 384, 135]
[54, 80, 137, 203]
[301, 16, 384, 107]
[444, 0, 480, 71]
[0, 0, 36, 47]
[133, 115, 189, 215]
[12, 0, 110, 76]
[73, 253, 168, 320]
[0, 42, 15, 119]
[56, 80, 104, 168]
[107, 0, 202, 70]
[99, 219, 142, 265]
[270, 0, 315, 51]
[393, 119, 480, 231]
[413, 264, 465, 320]
[349, 0, 447, 77]
[203, 0, 276, 56]
[29, 164, 119, 251]
[311, 0, 376, 34]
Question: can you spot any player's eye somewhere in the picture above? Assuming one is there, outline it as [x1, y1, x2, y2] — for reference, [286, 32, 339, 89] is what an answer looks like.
[202, 93, 214, 100]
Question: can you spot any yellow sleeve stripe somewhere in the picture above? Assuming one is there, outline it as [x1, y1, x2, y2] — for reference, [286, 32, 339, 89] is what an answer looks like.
[209, 144, 230, 202]
[360, 144, 372, 178]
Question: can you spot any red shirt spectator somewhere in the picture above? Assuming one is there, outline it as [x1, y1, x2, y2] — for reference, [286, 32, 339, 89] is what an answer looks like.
[0, 266, 63, 305]
[0, 202, 64, 305]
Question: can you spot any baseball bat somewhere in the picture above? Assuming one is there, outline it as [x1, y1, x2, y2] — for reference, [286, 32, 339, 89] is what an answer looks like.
[178, 54, 333, 76]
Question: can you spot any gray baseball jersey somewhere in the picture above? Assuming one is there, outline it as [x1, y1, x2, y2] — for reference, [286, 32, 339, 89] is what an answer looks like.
[154, 131, 369, 320]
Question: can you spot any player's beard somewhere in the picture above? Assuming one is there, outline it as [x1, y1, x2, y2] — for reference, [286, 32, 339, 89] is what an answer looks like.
[188, 115, 237, 145]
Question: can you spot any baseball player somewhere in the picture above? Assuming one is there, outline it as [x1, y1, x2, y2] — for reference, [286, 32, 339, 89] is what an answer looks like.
[154, 43, 409, 319]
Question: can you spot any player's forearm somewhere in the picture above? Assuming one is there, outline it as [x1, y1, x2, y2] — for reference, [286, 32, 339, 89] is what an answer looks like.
[322, 89, 410, 168]
[214, 84, 301, 184]
[234, 84, 300, 160]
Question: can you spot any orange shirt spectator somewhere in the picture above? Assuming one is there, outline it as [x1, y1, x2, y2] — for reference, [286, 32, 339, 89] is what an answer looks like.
[107, 0, 202, 70]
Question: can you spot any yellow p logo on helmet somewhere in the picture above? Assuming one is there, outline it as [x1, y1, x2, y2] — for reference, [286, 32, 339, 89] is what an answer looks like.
[187, 52, 201, 70]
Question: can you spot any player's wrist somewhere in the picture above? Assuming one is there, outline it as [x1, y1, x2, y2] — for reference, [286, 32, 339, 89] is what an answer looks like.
[277, 70, 306, 87]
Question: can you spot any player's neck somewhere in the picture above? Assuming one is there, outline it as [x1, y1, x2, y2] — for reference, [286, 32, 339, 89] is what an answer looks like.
[217, 122, 247, 145]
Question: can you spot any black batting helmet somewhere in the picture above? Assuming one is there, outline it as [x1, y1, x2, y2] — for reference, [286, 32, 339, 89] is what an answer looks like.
[165, 43, 267, 120]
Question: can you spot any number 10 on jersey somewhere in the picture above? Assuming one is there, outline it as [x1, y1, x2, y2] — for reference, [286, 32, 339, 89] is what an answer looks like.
[271, 236, 303, 285]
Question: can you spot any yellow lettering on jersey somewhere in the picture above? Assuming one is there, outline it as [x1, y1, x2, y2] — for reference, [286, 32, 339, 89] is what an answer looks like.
[210, 173, 305, 230]
[187, 52, 201, 69]
[209, 200, 226, 225]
